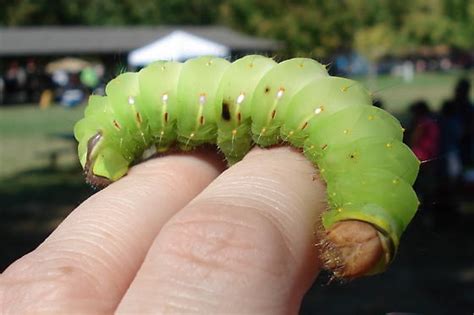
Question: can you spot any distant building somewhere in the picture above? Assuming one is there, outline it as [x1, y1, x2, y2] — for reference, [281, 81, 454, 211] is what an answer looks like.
[0, 26, 281, 104]
[0, 26, 282, 70]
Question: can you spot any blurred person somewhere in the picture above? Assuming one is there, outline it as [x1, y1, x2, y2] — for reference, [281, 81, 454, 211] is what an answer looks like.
[60, 73, 85, 107]
[80, 66, 99, 94]
[439, 100, 463, 181]
[4, 61, 27, 104]
[38, 72, 55, 109]
[437, 100, 463, 220]
[408, 100, 440, 162]
[25, 59, 41, 103]
[407, 100, 440, 226]
[0, 75, 4, 105]
[452, 78, 473, 166]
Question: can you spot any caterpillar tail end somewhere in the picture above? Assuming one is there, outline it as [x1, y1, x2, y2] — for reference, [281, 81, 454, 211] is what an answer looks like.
[318, 220, 391, 279]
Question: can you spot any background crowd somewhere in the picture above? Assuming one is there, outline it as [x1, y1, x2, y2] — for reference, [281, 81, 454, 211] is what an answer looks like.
[405, 78, 472, 227]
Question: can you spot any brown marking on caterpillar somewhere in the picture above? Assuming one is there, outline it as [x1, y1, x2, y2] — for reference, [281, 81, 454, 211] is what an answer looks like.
[237, 112, 242, 123]
[301, 121, 309, 130]
[113, 120, 121, 130]
[84, 131, 112, 188]
[199, 115, 205, 125]
[271, 109, 277, 119]
[264, 86, 271, 94]
[221, 102, 231, 121]
[164, 112, 169, 123]
[135, 112, 142, 124]
[321, 144, 328, 150]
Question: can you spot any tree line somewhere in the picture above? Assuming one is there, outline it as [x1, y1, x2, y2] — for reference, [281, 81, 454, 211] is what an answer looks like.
[2, 0, 473, 59]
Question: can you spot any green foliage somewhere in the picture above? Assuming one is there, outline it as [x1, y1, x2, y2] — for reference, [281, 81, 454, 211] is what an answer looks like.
[0, 0, 220, 26]
[1, 0, 473, 59]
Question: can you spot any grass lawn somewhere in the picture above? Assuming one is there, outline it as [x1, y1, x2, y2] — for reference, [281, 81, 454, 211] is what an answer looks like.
[354, 70, 474, 116]
[0, 104, 86, 179]
[354, 71, 474, 115]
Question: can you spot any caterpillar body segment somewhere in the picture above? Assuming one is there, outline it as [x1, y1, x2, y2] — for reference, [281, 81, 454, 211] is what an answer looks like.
[176, 56, 230, 149]
[74, 55, 420, 278]
[250, 58, 329, 147]
[137, 60, 182, 152]
[280, 77, 372, 147]
[214, 55, 277, 164]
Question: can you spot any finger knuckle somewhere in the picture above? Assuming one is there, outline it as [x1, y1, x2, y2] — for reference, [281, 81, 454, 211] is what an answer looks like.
[158, 203, 294, 283]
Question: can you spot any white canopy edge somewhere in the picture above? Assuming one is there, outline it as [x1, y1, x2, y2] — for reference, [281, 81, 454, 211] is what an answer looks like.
[128, 30, 230, 66]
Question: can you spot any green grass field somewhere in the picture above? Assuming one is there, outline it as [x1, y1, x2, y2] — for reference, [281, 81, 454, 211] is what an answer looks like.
[0, 104, 85, 179]
[0, 70, 472, 179]
[356, 70, 474, 114]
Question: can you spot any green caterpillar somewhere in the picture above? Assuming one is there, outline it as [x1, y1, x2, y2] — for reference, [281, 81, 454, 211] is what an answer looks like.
[74, 55, 420, 277]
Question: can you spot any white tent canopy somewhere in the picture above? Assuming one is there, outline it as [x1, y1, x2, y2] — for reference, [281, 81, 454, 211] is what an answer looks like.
[128, 30, 230, 66]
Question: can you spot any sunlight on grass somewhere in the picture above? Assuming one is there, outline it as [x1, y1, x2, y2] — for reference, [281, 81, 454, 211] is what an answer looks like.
[0, 104, 85, 179]
[355, 70, 474, 114]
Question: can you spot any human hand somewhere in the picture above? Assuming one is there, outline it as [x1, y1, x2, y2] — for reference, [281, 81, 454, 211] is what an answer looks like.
[0, 146, 327, 314]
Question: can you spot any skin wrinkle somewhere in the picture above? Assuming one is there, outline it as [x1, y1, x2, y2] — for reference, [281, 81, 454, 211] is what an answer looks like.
[155, 205, 296, 289]
[41, 235, 134, 284]
[1, 260, 109, 313]
[156, 273, 285, 315]
[166, 218, 258, 253]
[209, 178, 298, 210]
[198, 192, 305, 229]
[202, 176, 305, 212]
[162, 223, 290, 280]
[4, 249, 102, 283]
[146, 251, 291, 314]
[154, 271, 289, 315]
[130, 154, 223, 185]
[187, 200, 298, 267]
[206, 166, 317, 212]
[40, 225, 143, 271]
[170, 276, 287, 315]
[30, 249, 119, 292]
[159, 250, 255, 292]
[62, 211, 147, 252]
[156, 214, 301, 285]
